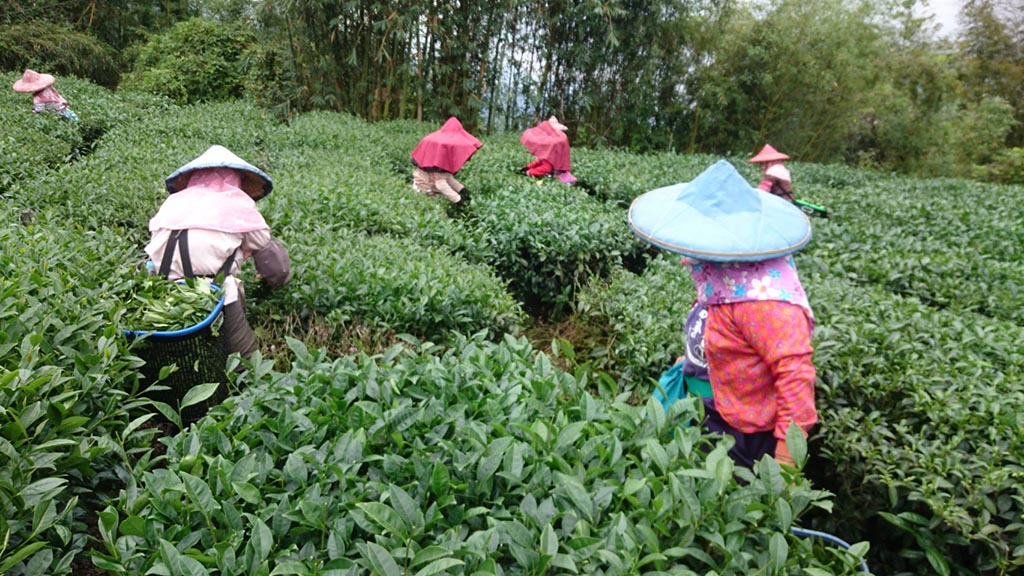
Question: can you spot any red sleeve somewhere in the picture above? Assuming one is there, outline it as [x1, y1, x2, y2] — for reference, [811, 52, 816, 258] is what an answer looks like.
[526, 159, 554, 177]
[737, 302, 817, 439]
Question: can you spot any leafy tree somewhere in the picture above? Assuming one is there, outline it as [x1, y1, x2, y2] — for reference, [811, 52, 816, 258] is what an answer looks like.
[845, 0, 960, 174]
[688, 0, 885, 163]
[0, 0, 194, 53]
[957, 0, 1024, 146]
[121, 18, 257, 104]
[0, 21, 120, 87]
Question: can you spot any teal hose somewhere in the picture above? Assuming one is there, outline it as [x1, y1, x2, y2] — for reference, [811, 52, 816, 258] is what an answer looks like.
[791, 527, 870, 573]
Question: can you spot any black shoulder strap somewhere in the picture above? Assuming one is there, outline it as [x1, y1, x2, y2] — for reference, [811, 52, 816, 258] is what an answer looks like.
[158, 229, 237, 281]
[157, 229, 196, 279]
[158, 230, 183, 279]
[178, 230, 194, 278]
[216, 249, 238, 280]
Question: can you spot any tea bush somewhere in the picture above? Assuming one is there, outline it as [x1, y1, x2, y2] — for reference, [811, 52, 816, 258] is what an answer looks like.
[574, 254, 696, 387]
[265, 226, 524, 340]
[265, 114, 497, 265]
[96, 335, 867, 575]
[0, 215, 163, 575]
[0, 72, 83, 193]
[0, 72, 174, 196]
[472, 178, 644, 315]
[571, 148, 720, 207]
[802, 266, 1024, 576]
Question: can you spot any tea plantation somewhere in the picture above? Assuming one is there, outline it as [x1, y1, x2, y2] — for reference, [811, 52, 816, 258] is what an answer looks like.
[2, 74, 1022, 576]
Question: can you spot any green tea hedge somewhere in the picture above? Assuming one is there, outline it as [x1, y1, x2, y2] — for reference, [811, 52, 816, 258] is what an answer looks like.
[96, 335, 867, 575]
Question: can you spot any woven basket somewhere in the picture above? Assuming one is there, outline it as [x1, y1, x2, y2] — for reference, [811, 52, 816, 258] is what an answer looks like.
[123, 285, 229, 426]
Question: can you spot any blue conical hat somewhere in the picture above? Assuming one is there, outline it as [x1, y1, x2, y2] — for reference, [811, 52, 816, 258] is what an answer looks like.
[628, 159, 811, 262]
[165, 145, 273, 200]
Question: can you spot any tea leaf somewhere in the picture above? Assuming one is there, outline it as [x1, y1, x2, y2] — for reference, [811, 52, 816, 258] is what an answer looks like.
[555, 473, 594, 522]
[388, 484, 423, 534]
[232, 482, 262, 505]
[355, 502, 407, 537]
[768, 531, 788, 571]
[180, 383, 220, 410]
[269, 560, 311, 575]
[249, 516, 273, 564]
[362, 542, 401, 576]
[413, 558, 464, 576]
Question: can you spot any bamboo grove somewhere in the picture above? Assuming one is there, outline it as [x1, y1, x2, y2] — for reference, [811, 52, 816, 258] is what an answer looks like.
[2, 0, 1023, 177]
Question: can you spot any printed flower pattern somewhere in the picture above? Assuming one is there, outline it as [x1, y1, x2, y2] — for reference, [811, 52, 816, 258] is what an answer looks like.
[683, 255, 812, 317]
[749, 275, 781, 299]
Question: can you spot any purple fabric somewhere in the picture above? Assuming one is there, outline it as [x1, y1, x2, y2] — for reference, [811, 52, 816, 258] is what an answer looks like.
[702, 397, 776, 469]
[682, 301, 710, 380]
[687, 255, 813, 321]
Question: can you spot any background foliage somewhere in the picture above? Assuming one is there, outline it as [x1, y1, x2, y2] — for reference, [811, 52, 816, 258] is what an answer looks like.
[3, 0, 1024, 181]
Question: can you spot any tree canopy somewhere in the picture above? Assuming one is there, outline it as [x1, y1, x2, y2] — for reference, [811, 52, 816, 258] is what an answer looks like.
[2, 0, 1022, 180]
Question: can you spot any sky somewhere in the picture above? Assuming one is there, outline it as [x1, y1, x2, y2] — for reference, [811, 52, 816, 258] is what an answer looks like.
[917, 0, 963, 38]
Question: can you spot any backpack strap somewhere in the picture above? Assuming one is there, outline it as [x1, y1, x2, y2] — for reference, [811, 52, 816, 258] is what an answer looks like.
[177, 229, 194, 278]
[158, 229, 239, 281]
[216, 249, 238, 280]
[158, 230, 187, 279]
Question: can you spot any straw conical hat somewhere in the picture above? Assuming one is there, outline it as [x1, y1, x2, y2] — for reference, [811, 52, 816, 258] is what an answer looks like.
[165, 145, 273, 200]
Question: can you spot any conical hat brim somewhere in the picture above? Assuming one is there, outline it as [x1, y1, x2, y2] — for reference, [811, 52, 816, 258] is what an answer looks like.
[748, 145, 790, 163]
[12, 71, 55, 93]
[165, 145, 273, 200]
[628, 160, 811, 262]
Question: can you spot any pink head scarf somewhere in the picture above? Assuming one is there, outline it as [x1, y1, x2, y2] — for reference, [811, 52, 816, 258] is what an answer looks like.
[149, 168, 269, 234]
[520, 120, 571, 171]
[685, 255, 813, 318]
[410, 117, 482, 173]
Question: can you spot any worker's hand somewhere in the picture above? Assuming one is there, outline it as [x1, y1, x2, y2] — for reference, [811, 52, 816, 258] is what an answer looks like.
[774, 440, 796, 467]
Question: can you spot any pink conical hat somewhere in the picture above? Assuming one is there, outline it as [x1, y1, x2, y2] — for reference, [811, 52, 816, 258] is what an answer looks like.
[12, 70, 55, 93]
[748, 144, 790, 164]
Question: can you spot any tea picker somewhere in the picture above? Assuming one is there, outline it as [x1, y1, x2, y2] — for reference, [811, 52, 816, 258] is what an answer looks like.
[520, 116, 578, 186]
[125, 145, 292, 424]
[12, 69, 79, 122]
[629, 160, 817, 470]
[411, 117, 481, 210]
[748, 144, 829, 218]
[630, 160, 869, 572]
[147, 145, 292, 360]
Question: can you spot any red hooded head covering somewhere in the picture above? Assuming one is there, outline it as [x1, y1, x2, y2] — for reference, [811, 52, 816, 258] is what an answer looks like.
[520, 119, 571, 172]
[410, 117, 483, 173]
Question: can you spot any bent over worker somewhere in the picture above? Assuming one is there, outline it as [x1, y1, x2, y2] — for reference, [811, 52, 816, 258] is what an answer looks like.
[146, 145, 291, 359]
[411, 117, 482, 206]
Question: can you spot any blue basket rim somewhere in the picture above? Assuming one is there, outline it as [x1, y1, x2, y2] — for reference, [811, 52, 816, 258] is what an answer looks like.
[121, 280, 226, 338]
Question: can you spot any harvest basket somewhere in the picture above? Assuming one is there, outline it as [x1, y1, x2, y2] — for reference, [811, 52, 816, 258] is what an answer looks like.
[122, 284, 229, 426]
